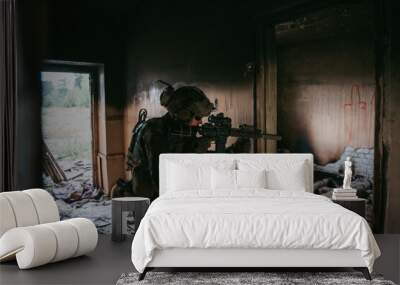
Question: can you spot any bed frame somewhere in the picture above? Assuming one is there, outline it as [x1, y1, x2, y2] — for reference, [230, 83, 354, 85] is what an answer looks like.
[138, 154, 372, 280]
[139, 248, 370, 280]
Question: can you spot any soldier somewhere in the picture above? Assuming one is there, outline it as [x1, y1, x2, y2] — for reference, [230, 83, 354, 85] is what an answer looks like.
[126, 85, 214, 200]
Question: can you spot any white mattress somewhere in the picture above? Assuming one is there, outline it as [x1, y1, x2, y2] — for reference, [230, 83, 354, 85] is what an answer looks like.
[131, 190, 380, 273]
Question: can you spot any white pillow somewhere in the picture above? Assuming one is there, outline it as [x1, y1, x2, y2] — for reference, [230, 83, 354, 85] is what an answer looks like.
[238, 159, 307, 191]
[266, 164, 306, 191]
[167, 162, 211, 191]
[166, 160, 236, 192]
[236, 169, 267, 188]
[211, 168, 267, 190]
[211, 168, 236, 190]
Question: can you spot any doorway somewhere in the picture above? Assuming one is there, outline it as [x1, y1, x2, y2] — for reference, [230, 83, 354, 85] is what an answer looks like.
[41, 71, 93, 187]
[256, 0, 377, 226]
[41, 67, 101, 202]
[40, 61, 112, 234]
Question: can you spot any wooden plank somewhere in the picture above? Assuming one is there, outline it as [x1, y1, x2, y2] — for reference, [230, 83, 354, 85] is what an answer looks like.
[44, 143, 66, 181]
[67, 172, 84, 180]
[90, 71, 100, 188]
[255, 24, 278, 154]
[97, 154, 104, 190]
[255, 24, 266, 153]
[42, 142, 67, 183]
[264, 26, 278, 153]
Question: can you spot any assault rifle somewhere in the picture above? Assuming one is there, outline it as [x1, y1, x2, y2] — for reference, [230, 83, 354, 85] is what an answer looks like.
[171, 112, 281, 153]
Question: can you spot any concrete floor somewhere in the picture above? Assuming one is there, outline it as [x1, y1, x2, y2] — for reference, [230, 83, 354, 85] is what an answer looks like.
[374, 234, 400, 284]
[0, 235, 134, 285]
[0, 234, 399, 285]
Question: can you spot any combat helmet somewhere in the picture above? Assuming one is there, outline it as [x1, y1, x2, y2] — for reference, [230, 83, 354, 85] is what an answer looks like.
[160, 84, 214, 122]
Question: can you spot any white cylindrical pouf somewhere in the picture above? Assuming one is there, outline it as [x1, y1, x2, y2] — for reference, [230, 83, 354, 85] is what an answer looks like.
[23, 189, 60, 224]
[0, 218, 98, 269]
[43, 221, 79, 262]
[1, 192, 39, 227]
[0, 226, 58, 269]
[65, 218, 98, 257]
[0, 196, 17, 237]
[17, 226, 57, 269]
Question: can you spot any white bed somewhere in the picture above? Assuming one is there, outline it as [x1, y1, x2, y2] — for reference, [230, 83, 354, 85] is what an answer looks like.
[131, 154, 380, 280]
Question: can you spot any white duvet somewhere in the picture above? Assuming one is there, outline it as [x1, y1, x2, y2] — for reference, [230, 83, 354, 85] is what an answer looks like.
[131, 190, 380, 273]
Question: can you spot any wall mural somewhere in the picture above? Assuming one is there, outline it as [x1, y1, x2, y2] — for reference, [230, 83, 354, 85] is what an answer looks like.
[41, 73, 376, 234]
[40, 3, 376, 234]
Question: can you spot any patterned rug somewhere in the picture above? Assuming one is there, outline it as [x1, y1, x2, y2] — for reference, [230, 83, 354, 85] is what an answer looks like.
[116, 271, 396, 285]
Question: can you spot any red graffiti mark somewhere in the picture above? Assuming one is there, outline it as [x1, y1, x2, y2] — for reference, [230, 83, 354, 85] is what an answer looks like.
[344, 84, 367, 110]
[370, 92, 376, 107]
[343, 84, 376, 145]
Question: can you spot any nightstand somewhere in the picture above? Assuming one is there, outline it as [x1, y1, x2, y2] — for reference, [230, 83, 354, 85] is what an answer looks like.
[112, 197, 150, 242]
[332, 198, 366, 218]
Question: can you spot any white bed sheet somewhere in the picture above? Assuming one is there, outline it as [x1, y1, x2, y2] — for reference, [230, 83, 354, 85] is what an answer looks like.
[131, 190, 380, 273]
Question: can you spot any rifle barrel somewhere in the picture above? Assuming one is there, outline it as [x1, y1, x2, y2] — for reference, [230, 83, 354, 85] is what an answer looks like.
[230, 128, 281, 140]
[261, 134, 282, 140]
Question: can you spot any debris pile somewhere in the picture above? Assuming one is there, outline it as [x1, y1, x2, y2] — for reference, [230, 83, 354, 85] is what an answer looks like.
[313, 148, 374, 223]
[314, 146, 374, 181]
[43, 159, 112, 234]
[314, 171, 373, 199]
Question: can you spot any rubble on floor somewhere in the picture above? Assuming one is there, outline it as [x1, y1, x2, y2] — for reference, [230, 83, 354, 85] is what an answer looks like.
[314, 146, 374, 181]
[43, 159, 112, 234]
[313, 147, 374, 223]
[314, 173, 374, 223]
[314, 172, 373, 198]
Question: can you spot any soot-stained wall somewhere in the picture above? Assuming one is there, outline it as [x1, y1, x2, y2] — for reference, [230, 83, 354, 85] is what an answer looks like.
[276, 3, 375, 166]
[43, 0, 127, 194]
[123, 1, 257, 156]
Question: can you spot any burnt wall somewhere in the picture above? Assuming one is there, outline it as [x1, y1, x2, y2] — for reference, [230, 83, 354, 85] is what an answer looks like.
[43, 0, 126, 109]
[41, 0, 128, 194]
[123, 1, 257, 154]
[276, 3, 375, 165]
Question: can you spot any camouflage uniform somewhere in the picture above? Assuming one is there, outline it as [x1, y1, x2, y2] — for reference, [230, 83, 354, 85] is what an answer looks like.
[126, 85, 214, 200]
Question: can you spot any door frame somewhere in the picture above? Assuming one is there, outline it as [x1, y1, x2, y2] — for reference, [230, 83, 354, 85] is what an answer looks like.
[254, 0, 387, 232]
[41, 60, 103, 188]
